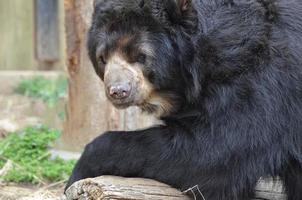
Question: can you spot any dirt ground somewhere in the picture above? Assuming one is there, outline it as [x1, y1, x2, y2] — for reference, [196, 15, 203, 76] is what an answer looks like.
[0, 182, 66, 200]
[0, 94, 65, 133]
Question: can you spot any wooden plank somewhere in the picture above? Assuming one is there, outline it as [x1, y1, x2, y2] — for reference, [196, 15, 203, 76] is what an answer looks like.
[65, 176, 286, 200]
[35, 0, 60, 62]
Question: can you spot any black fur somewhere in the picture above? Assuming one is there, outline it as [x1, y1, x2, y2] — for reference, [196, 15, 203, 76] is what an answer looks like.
[66, 0, 302, 199]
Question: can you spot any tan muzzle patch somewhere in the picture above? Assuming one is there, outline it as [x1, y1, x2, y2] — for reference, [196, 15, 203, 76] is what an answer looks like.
[104, 54, 175, 117]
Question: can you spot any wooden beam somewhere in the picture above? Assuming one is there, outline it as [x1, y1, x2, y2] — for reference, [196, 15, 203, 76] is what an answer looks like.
[65, 176, 286, 200]
[35, 0, 60, 62]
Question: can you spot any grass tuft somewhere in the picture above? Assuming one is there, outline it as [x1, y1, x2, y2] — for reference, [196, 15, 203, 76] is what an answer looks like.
[15, 76, 67, 106]
[0, 125, 76, 184]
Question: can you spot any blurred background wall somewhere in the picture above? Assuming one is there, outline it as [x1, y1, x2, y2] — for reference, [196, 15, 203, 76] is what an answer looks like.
[0, 0, 65, 70]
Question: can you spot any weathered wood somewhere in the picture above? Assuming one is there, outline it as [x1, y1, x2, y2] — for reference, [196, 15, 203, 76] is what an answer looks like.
[65, 176, 191, 200]
[60, 0, 109, 151]
[65, 176, 286, 200]
[35, 0, 60, 62]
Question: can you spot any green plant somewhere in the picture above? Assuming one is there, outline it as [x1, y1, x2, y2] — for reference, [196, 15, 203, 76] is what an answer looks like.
[0, 126, 76, 184]
[15, 76, 67, 106]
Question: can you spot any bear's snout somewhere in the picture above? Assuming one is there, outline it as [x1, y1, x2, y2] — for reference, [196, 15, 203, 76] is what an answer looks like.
[108, 82, 132, 100]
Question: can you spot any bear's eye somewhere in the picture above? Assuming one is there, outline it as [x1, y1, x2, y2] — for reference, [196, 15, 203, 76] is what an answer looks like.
[137, 53, 146, 64]
[147, 70, 155, 83]
[99, 55, 107, 65]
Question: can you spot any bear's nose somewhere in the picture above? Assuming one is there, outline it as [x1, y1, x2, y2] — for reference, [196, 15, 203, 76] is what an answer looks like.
[108, 83, 131, 99]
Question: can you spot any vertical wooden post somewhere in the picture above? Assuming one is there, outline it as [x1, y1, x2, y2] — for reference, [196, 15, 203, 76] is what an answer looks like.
[35, 0, 61, 70]
[56, 0, 106, 151]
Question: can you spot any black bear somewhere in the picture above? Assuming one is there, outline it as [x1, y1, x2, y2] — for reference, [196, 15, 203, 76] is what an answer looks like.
[66, 0, 302, 199]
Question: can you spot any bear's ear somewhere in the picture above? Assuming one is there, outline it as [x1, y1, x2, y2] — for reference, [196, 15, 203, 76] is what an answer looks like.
[166, 0, 193, 20]
[93, 0, 101, 7]
[176, 0, 192, 12]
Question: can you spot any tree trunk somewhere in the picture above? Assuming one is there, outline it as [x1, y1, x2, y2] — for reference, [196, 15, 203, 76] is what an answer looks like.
[65, 176, 286, 200]
[58, 0, 106, 151]
[59, 0, 157, 152]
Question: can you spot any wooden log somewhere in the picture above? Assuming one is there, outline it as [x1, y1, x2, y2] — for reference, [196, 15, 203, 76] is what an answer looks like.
[65, 176, 286, 200]
[65, 176, 190, 200]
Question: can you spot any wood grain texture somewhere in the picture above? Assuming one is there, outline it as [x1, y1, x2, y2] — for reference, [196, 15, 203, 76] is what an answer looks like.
[61, 0, 108, 151]
[65, 176, 286, 200]
[65, 176, 191, 200]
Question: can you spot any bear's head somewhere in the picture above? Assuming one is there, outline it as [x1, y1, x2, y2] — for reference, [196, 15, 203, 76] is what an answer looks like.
[88, 0, 199, 117]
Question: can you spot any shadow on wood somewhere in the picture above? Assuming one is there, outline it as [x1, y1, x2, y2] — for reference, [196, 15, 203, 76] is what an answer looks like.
[65, 176, 286, 200]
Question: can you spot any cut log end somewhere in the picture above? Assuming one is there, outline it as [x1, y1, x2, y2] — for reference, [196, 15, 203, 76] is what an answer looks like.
[65, 176, 286, 200]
